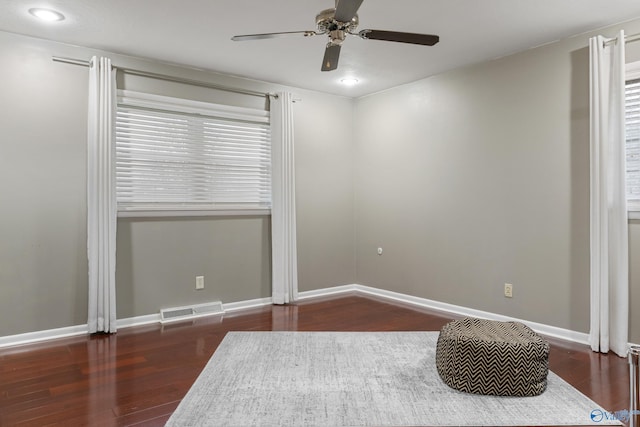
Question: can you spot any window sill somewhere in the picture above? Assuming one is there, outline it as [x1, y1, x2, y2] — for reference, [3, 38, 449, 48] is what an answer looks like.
[630, 211, 640, 221]
[117, 209, 270, 218]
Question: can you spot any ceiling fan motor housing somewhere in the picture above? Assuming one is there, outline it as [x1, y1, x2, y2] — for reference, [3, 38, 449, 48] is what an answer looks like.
[316, 8, 358, 45]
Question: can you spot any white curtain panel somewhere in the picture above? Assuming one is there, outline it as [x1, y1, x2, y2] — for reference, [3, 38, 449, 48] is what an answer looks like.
[270, 92, 299, 304]
[589, 31, 628, 357]
[87, 56, 117, 333]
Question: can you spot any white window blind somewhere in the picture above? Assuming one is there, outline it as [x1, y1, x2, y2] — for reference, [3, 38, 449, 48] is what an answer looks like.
[625, 78, 640, 212]
[115, 90, 271, 214]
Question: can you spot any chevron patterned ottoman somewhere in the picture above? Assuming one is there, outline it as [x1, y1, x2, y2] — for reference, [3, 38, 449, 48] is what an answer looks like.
[435, 318, 549, 396]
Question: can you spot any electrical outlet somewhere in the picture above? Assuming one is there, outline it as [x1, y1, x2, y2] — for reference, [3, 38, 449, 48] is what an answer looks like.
[504, 283, 513, 298]
[196, 276, 205, 290]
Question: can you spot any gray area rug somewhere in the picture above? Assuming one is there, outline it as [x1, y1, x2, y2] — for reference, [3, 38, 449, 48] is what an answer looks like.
[166, 331, 620, 426]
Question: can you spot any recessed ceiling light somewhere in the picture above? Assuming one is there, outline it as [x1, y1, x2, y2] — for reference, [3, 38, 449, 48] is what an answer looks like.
[28, 8, 65, 22]
[340, 78, 359, 86]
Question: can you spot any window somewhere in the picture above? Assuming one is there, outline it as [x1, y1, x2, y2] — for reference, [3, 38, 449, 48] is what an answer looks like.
[115, 90, 271, 216]
[626, 63, 640, 214]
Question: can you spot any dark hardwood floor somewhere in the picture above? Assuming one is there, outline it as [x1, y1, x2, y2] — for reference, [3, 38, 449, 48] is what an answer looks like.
[0, 293, 631, 426]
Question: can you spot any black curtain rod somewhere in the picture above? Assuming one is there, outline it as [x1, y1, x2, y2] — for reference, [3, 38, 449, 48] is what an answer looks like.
[52, 56, 277, 99]
[603, 32, 640, 47]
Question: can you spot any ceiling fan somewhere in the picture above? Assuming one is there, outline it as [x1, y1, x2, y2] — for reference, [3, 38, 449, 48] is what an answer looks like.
[231, 0, 440, 72]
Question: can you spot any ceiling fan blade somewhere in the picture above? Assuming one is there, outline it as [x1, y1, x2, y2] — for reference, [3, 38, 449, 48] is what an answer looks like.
[321, 44, 341, 71]
[358, 30, 439, 46]
[232, 31, 319, 41]
[334, 0, 365, 22]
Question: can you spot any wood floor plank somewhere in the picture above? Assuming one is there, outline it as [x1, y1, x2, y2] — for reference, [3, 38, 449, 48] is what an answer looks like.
[0, 293, 631, 426]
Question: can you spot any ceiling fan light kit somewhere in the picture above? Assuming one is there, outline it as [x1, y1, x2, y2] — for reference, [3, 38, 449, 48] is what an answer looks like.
[232, 0, 439, 72]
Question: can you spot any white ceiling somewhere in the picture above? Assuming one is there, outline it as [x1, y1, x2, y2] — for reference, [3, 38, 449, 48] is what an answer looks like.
[2, 1, 640, 97]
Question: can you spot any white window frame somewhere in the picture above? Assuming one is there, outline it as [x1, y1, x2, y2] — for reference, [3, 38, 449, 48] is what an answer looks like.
[115, 90, 271, 218]
[625, 61, 640, 219]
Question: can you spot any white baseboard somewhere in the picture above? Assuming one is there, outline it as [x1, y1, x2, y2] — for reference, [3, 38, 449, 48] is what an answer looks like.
[0, 314, 163, 348]
[0, 283, 598, 349]
[297, 284, 358, 300]
[223, 296, 273, 312]
[0, 324, 89, 348]
[349, 284, 590, 345]
[0, 299, 278, 348]
[117, 313, 160, 328]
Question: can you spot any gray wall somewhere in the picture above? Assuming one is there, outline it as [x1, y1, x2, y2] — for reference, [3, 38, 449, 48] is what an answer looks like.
[354, 19, 640, 343]
[0, 33, 89, 335]
[0, 30, 356, 335]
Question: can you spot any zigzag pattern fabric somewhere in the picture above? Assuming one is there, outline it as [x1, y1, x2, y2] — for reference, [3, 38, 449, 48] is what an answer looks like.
[435, 318, 549, 397]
